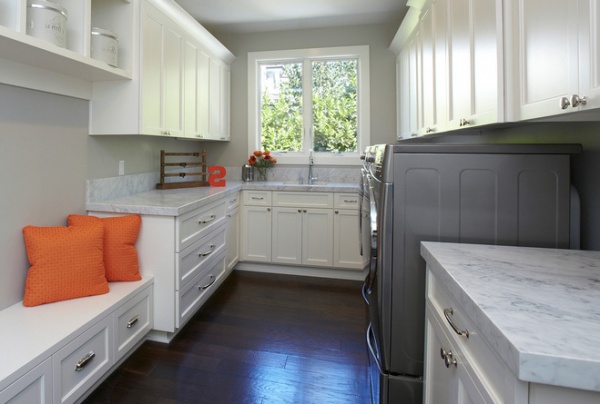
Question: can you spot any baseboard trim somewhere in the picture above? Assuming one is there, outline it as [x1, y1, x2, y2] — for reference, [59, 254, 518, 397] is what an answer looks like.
[233, 261, 367, 281]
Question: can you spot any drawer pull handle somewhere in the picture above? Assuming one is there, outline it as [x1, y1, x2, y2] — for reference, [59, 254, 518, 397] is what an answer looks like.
[443, 308, 469, 338]
[198, 274, 216, 290]
[75, 351, 96, 371]
[343, 199, 357, 203]
[199, 244, 216, 257]
[126, 315, 139, 328]
[198, 214, 216, 224]
[251, 196, 264, 200]
[440, 347, 458, 368]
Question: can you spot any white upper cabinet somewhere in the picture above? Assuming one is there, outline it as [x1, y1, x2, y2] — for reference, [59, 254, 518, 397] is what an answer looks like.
[506, 0, 600, 120]
[446, 0, 502, 130]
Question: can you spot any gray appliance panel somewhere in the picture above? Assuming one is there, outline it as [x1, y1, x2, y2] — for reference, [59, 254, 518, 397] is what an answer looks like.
[385, 151, 572, 376]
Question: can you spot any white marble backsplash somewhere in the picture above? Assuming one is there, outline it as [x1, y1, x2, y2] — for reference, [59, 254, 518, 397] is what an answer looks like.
[87, 166, 361, 203]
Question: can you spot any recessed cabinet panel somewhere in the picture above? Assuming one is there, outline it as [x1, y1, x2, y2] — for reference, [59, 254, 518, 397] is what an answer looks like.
[141, 6, 163, 135]
[0, 358, 52, 404]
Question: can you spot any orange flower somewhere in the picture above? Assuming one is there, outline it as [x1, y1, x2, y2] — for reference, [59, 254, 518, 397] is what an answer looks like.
[248, 155, 257, 165]
[253, 150, 263, 157]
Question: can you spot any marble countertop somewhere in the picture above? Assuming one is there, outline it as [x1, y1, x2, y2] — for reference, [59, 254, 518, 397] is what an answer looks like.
[420, 242, 600, 392]
[86, 180, 359, 216]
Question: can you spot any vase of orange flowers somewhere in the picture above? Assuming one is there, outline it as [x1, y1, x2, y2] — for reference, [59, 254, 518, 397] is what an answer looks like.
[248, 150, 277, 181]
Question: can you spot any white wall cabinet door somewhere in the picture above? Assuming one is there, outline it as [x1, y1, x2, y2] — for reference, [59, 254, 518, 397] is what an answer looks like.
[510, 0, 600, 120]
[398, 32, 420, 140]
[418, 0, 448, 136]
[142, 3, 183, 137]
[207, 59, 231, 140]
[241, 206, 272, 262]
[446, 0, 500, 130]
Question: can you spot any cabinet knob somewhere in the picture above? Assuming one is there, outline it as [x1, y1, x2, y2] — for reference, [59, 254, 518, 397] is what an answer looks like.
[298, 209, 302, 213]
[570, 94, 587, 108]
[267, 208, 271, 212]
[425, 127, 434, 133]
[335, 210, 339, 214]
[459, 118, 471, 127]
[559, 96, 571, 110]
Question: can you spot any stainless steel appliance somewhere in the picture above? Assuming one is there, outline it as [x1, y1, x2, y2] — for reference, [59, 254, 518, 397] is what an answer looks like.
[361, 143, 581, 404]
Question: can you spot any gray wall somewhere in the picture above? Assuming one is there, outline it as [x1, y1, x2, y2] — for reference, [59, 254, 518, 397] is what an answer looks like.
[202, 22, 400, 166]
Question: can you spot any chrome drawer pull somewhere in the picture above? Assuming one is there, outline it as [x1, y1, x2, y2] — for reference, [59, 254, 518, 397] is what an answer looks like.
[251, 196, 264, 200]
[126, 315, 139, 328]
[343, 199, 357, 203]
[198, 244, 216, 257]
[443, 308, 469, 338]
[75, 351, 96, 371]
[198, 214, 216, 224]
[198, 274, 216, 290]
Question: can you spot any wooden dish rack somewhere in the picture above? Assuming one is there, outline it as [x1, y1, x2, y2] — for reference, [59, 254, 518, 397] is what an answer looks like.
[156, 150, 209, 189]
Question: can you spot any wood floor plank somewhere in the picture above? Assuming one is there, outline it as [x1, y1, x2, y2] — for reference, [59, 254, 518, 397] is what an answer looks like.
[84, 270, 370, 403]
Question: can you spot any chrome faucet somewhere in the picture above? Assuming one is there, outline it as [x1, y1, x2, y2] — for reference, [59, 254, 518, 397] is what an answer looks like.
[308, 149, 317, 185]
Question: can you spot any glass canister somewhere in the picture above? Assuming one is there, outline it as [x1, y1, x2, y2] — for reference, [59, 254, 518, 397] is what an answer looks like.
[242, 164, 254, 182]
[26, 0, 67, 48]
[91, 27, 119, 68]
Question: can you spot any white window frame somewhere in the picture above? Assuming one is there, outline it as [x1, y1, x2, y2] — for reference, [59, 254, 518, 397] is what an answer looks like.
[248, 46, 370, 166]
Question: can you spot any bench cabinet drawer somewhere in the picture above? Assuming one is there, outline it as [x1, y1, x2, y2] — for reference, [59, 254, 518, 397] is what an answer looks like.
[177, 200, 227, 251]
[114, 286, 153, 361]
[53, 316, 113, 404]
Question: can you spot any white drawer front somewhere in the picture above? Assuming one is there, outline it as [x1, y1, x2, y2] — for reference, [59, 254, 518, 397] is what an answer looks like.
[177, 226, 226, 289]
[177, 200, 227, 251]
[334, 193, 360, 209]
[227, 193, 240, 211]
[273, 191, 333, 208]
[242, 190, 272, 206]
[114, 286, 153, 361]
[53, 316, 113, 404]
[427, 269, 509, 403]
[177, 253, 226, 328]
[0, 358, 52, 404]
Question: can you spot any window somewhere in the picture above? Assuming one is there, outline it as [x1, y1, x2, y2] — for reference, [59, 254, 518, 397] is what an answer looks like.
[248, 46, 370, 165]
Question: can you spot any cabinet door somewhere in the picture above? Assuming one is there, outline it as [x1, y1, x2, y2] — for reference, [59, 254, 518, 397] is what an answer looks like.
[577, 0, 600, 112]
[141, 4, 163, 136]
[225, 206, 240, 271]
[141, 4, 183, 137]
[163, 21, 184, 137]
[510, 0, 579, 120]
[333, 209, 365, 269]
[208, 59, 231, 140]
[184, 40, 199, 138]
[241, 206, 272, 262]
[399, 33, 420, 140]
[196, 50, 211, 139]
[302, 208, 333, 267]
[447, 0, 500, 129]
[272, 207, 303, 265]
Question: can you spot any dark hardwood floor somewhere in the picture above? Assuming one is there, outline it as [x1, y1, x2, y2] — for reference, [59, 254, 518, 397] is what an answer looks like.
[84, 270, 371, 404]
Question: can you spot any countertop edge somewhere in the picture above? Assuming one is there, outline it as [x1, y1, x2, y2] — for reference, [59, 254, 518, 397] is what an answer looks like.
[86, 182, 360, 216]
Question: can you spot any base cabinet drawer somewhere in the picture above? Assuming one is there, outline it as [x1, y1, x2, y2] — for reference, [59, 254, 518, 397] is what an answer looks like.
[177, 226, 226, 289]
[177, 253, 225, 328]
[53, 317, 113, 404]
[114, 287, 153, 362]
[177, 200, 227, 251]
[0, 359, 52, 404]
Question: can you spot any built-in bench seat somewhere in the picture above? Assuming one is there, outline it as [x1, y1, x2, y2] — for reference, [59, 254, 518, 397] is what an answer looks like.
[0, 276, 153, 404]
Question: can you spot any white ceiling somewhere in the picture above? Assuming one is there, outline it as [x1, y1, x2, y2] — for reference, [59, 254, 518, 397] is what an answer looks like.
[174, 0, 409, 33]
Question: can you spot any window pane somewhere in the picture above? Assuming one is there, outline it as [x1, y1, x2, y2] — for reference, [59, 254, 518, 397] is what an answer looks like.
[260, 63, 303, 152]
[312, 59, 358, 153]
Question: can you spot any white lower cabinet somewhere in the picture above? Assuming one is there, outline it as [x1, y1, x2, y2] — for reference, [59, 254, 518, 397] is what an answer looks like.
[225, 195, 240, 271]
[241, 190, 364, 272]
[90, 195, 230, 341]
[272, 207, 333, 266]
[424, 266, 600, 404]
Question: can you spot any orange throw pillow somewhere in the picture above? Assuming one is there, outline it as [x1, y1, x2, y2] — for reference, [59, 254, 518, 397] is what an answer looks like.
[68, 214, 142, 282]
[22, 224, 109, 307]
